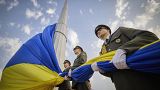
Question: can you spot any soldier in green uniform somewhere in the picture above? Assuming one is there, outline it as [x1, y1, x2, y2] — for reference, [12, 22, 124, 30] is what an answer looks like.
[58, 60, 71, 90]
[93, 24, 160, 90]
[71, 46, 90, 90]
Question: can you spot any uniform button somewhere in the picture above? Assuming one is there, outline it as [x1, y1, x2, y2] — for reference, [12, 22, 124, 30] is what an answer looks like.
[116, 39, 121, 43]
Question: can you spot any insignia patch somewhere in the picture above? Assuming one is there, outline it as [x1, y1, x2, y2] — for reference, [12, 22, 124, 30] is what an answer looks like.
[115, 38, 121, 43]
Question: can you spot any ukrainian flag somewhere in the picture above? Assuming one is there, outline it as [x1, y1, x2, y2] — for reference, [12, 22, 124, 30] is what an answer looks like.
[71, 40, 160, 82]
[0, 24, 64, 90]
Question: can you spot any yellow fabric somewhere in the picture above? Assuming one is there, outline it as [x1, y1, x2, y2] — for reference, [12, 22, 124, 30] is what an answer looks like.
[140, 39, 160, 49]
[83, 39, 160, 66]
[0, 63, 64, 90]
[83, 51, 116, 66]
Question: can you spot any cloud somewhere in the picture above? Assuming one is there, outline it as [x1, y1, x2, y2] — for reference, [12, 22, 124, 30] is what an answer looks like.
[122, 20, 134, 28]
[0, 37, 21, 69]
[80, 9, 83, 15]
[47, 0, 58, 6]
[115, 0, 129, 20]
[25, 8, 43, 20]
[122, 0, 160, 29]
[68, 29, 79, 48]
[40, 17, 50, 26]
[90, 39, 103, 57]
[7, 0, 19, 11]
[134, 0, 160, 28]
[110, 20, 119, 32]
[0, 37, 21, 73]
[91, 39, 103, 49]
[17, 24, 21, 28]
[110, 0, 129, 31]
[21, 24, 32, 35]
[8, 22, 21, 29]
[65, 29, 79, 63]
[89, 8, 94, 14]
[98, 0, 102, 2]
[9, 22, 15, 27]
[46, 8, 56, 15]
[148, 25, 160, 38]
[30, 0, 40, 8]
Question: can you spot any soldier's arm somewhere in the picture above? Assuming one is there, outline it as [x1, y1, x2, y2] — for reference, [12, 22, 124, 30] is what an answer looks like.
[79, 52, 87, 64]
[118, 27, 159, 55]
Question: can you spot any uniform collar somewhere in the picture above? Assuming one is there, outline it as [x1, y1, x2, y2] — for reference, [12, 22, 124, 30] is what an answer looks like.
[105, 35, 111, 44]
[76, 52, 83, 58]
[110, 27, 122, 42]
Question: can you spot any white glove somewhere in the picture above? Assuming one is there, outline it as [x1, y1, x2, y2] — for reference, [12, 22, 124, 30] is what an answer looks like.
[111, 49, 129, 69]
[68, 69, 72, 77]
[91, 62, 105, 73]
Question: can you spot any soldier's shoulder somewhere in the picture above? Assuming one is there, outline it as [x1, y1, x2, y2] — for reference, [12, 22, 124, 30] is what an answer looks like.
[80, 52, 87, 57]
[82, 52, 87, 55]
[116, 27, 130, 32]
[116, 27, 142, 34]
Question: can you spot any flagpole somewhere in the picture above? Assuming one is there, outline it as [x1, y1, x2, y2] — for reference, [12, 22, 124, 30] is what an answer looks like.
[53, 0, 68, 70]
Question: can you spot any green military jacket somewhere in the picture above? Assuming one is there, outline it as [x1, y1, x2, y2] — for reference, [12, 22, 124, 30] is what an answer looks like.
[100, 27, 159, 55]
[71, 52, 89, 90]
[100, 27, 159, 78]
[71, 51, 87, 70]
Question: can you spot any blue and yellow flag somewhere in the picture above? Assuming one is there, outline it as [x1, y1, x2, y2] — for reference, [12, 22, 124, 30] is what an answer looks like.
[71, 40, 160, 82]
[0, 24, 64, 90]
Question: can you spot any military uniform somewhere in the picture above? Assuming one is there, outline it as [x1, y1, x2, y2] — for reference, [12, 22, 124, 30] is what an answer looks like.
[100, 27, 160, 90]
[71, 52, 89, 90]
[58, 67, 71, 90]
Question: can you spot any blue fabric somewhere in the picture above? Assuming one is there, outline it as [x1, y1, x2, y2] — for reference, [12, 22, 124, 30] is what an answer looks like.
[5, 24, 62, 73]
[98, 41, 160, 74]
[127, 41, 160, 74]
[71, 65, 94, 82]
[59, 72, 68, 77]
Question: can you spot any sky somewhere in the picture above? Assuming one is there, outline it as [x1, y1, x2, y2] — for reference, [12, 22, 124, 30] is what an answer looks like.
[0, 0, 160, 90]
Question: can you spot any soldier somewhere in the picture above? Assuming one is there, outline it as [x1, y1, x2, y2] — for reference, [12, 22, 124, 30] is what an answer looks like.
[58, 60, 71, 90]
[71, 46, 90, 90]
[92, 24, 160, 90]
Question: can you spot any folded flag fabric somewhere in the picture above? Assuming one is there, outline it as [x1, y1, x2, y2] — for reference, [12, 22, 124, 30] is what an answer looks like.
[71, 40, 160, 82]
[0, 24, 64, 90]
[98, 40, 160, 74]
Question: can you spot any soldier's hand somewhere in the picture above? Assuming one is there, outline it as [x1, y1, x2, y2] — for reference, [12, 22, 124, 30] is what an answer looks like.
[64, 76, 71, 80]
[111, 49, 129, 69]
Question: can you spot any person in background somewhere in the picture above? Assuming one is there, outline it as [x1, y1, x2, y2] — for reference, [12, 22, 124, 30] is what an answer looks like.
[58, 60, 72, 90]
[71, 46, 90, 90]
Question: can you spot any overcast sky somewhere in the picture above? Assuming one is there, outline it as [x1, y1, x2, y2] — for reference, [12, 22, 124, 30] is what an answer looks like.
[0, 0, 160, 90]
